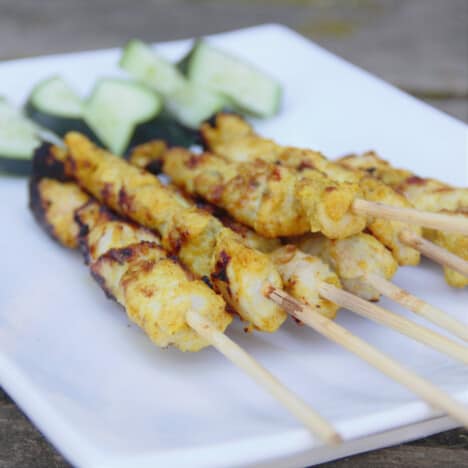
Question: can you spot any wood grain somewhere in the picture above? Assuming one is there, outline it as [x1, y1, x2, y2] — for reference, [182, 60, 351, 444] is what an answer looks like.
[1, 0, 467, 466]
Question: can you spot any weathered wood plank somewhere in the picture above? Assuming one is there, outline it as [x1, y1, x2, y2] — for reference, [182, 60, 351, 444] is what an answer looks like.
[0, 0, 466, 93]
[0, 393, 69, 468]
[420, 98, 468, 123]
[319, 439, 468, 468]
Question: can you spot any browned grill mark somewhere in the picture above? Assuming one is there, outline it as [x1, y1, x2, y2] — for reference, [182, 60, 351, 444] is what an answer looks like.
[212, 250, 231, 283]
[272, 166, 282, 181]
[31, 143, 69, 181]
[168, 228, 189, 254]
[90, 268, 117, 302]
[28, 177, 59, 243]
[101, 183, 113, 204]
[201, 275, 213, 288]
[146, 159, 163, 175]
[297, 160, 315, 171]
[118, 187, 135, 213]
[406, 175, 426, 185]
[186, 154, 200, 169]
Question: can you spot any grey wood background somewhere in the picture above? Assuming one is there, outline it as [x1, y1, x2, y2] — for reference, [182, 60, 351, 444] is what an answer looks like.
[0, 0, 467, 467]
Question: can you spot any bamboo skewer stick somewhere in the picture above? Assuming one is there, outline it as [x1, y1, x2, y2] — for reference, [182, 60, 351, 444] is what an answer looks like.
[186, 309, 342, 444]
[399, 230, 468, 277]
[352, 197, 468, 236]
[316, 283, 468, 364]
[363, 272, 468, 343]
[266, 288, 468, 428]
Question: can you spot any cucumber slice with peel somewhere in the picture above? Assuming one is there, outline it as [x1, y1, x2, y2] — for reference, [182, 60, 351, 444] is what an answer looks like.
[183, 40, 282, 118]
[83, 78, 163, 155]
[0, 98, 45, 175]
[120, 40, 186, 95]
[120, 40, 227, 128]
[25, 75, 95, 138]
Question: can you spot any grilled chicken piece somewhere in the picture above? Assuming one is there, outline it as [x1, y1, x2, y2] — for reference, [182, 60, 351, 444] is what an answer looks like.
[339, 152, 468, 287]
[29, 177, 231, 352]
[339, 151, 412, 187]
[270, 245, 340, 319]
[162, 146, 366, 239]
[293, 233, 398, 301]
[339, 152, 468, 213]
[130, 142, 353, 318]
[55, 134, 287, 332]
[29, 178, 90, 248]
[201, 114, 421, 266]
[128, 140, 167, 175]
[425, 223, 468, 287]
[76, 202, 160, 263]
[131, 137, 366, 241]
[358, 178, 420, 266]
[129, 149, 341, 318]
[91, 241, 231, 351]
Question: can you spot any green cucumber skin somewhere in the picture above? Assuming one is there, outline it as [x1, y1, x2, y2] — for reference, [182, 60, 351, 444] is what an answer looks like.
[25, 101, 97, 141]
[129, 111, 199, 150]
[0, 157, 32, 176]
[184, 41, 282, 118]
[176, 42, 196, 75]
[25, 104, 198, 155]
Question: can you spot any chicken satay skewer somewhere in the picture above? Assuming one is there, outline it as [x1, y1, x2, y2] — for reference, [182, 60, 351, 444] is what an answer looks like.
[201, 114, 468, 269]
[214, 194, 468, 344]
[49, 132, 464, 364]
[31, 177, 341, 443]
[130, 144, 468, 341]
[219, 215, 468, 344]
[338, 152, 468, 285]
[134, 145, 468, 355]
[293, 233, 468, 343]
[162, 143, 467, 276]
[270, 245, 468, 362]
[35, 159, 468, 429]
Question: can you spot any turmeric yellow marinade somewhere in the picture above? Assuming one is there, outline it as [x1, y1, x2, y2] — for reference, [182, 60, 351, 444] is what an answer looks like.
[29, 177, 231, 351]
[338, 152, 468, 287]
[201, 114, 421, 266]
[130, 143, 396, 305]
[48, 134, 286, 332]
[161, 147, 366, 240]
[44, 135, 348, 324]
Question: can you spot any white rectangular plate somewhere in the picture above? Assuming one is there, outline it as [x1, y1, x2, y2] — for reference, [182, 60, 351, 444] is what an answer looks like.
[1, 24, 467, 468]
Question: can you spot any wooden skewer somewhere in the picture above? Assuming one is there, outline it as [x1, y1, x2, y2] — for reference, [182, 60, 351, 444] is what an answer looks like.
[400, 230, 468, 278]
[316, 283, 468, 364]
[186, 309, 342, 444]
[352, 199, 468, 235]
[364, 272, 468, 343]
[266, 287, 468, 428]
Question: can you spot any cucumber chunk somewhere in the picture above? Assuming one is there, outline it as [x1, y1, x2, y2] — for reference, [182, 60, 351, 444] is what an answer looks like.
[120, 40, 226, 128]
[120, 39, 186, 95]
[165, 82, 225, 129]
[83, 78, 163, 155]
[25, 75, 95, 138]
[0, 98, 45, 175]
[183, 40, 282, 118]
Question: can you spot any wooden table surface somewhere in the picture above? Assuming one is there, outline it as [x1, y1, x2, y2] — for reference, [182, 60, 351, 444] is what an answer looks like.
[1, 1, 467, 466]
